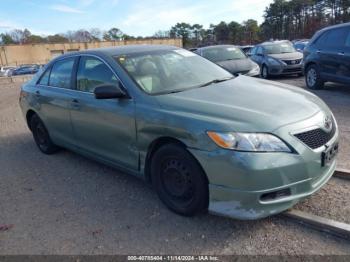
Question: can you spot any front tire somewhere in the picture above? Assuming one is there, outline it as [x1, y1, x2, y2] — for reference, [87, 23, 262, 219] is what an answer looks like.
[30, 114, 59, 154]
[305, 64, 324, 90]
[261, 64, 270, 79]
[151, 144, 209, 216]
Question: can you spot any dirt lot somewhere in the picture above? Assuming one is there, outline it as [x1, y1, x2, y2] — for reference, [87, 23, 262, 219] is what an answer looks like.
[0, 77, 350, 255]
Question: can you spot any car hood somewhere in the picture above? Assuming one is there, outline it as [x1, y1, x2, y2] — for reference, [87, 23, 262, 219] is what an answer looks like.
[268, 52, 303, 60]
[155, 76, 327, 132]
[216, 58, 254, 74]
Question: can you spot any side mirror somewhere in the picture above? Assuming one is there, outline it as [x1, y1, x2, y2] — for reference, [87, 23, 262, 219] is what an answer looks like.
[94, 84, 128, 99]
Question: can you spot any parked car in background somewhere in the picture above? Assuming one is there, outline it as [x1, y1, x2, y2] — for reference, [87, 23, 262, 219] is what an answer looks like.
[239, 45, 254, 55]
[20, 45, 338, 220]
[0, 66, 16, 77]
[303, 22, 350, 90]
[291, 38, 309, 44]
[12, 64, 40, 76]
[294, 40, 309, 52]
[194, 45, 260, 76]
[250, 40, 303, 78]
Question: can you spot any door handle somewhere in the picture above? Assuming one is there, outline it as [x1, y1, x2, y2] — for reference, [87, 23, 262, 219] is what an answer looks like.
[71, 99, 80, 110]
[337, 52, 345, 56]
[316, 50, 322, 54]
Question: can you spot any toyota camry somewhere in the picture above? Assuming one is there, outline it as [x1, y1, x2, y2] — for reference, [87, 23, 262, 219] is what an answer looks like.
[19, 45, 338, 219]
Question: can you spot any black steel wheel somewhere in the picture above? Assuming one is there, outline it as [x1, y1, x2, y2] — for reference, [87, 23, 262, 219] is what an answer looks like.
[30, 114, 59, 154]
[151, 144, 208, 216]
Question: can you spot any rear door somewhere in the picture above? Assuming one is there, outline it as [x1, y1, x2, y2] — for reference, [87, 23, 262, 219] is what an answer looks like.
[69, 55, 138, 170]
[35, 57, 77, 147]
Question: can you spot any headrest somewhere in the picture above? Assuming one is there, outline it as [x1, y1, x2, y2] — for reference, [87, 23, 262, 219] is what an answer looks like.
[137, 59, 158, 76]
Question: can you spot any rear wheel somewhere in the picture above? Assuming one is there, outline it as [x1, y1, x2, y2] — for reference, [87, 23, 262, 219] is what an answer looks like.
[151, 144, 208, 216]
[30, 114, 59, 154]
[305, 64, 324, 90]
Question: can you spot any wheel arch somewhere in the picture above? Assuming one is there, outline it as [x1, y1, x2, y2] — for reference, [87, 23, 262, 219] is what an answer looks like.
[26, 109, 37, 131]
[144, 136, 208, 185]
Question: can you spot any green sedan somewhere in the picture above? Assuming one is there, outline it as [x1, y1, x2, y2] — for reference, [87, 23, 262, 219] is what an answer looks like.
[19, 45, 339, 219]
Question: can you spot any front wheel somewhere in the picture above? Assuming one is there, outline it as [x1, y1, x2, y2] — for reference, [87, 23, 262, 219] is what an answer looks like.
[151, 144, 209, 216]
[261, 65, 270, 79]
[30, 114, 59, 154]
[305, 64, 324, 90]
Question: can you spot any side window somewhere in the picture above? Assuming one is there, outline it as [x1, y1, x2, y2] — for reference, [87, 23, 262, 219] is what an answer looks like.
[38, 67, 51, 86]
[250, 47, 257, 55]
[77, 56, 119, 93]
[345, 29, 350, 47]
[49, 58, 75, 88]
[256, 47, 263, 55]
[317, 28, 348, 48]
[314, 32, 328, 47]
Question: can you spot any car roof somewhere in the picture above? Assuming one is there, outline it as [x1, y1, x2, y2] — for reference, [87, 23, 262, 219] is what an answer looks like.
[57, 44, 179, 59]
[198, 45, 238, 50]
[259, 40, 291, 46]
[320, 22, 350, 32]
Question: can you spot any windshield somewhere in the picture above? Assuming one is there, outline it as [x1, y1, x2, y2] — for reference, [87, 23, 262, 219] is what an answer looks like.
[264, 42, 296, 54]
[115, 49, 233, 95]
[202, 46, 246, 62]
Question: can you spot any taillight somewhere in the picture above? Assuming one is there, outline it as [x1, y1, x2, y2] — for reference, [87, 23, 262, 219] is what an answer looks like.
[19, 90, 26, 101]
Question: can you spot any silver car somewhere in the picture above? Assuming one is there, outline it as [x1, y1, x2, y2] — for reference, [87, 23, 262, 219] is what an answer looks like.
[250, 40, 303, 79]
[0, 66, 16, 77]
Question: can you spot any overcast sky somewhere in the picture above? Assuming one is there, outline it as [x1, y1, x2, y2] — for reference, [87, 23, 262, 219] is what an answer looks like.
[0, 0, 274, 36]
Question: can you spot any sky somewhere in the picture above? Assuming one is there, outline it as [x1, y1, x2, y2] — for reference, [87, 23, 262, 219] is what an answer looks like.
[0, 0, 274, 36]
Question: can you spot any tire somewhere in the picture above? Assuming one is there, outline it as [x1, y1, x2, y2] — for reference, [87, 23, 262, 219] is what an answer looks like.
[30, 114, 59, 154]
[151, 144, 209, 216]
[261, 64, 270, 79]
[305, 64, 324, 90]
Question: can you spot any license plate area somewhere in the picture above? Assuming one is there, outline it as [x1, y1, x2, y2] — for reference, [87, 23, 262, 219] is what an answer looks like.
[321, 142, 339, 167]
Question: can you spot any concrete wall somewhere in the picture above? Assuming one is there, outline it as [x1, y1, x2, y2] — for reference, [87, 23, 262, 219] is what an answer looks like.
[0, 38, 182, 66]
[0, 75, 33, 85]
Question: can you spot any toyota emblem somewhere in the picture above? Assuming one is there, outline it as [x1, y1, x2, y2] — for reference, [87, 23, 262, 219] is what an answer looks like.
[324, 116, 332, 132]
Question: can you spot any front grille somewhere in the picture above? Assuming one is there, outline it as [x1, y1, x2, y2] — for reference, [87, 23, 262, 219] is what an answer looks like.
[283, 59, 302, 65]
[294, 122, 336, 149]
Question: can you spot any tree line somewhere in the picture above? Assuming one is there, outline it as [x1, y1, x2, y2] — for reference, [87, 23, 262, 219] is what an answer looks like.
[1, 0, 349, 47]
[261, 0, 350, 40]
[0, 27, 147, 45]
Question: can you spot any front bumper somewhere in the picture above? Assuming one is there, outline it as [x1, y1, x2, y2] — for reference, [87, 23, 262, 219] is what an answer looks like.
[268, 63, 302, 76]
[189, 113, 339, 220]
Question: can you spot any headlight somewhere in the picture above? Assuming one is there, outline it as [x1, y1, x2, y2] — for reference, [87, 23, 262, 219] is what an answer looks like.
[267, 57, 281, 66]
[246, 63, 260, 76]
[207, 131, 291, 152]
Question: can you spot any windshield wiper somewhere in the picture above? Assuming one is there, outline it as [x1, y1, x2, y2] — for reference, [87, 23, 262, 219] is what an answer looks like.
[199, 77, 234, 87]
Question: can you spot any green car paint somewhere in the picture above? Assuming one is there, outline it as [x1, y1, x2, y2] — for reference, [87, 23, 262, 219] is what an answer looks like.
[19, 45, 339, 219]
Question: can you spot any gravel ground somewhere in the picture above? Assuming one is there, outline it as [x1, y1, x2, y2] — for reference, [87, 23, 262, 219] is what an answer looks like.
[0, 80, 350, 255]
[294, 177, 350, 224]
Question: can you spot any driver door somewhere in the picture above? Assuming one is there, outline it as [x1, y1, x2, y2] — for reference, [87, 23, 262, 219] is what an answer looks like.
[70, 55, 138, 170]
